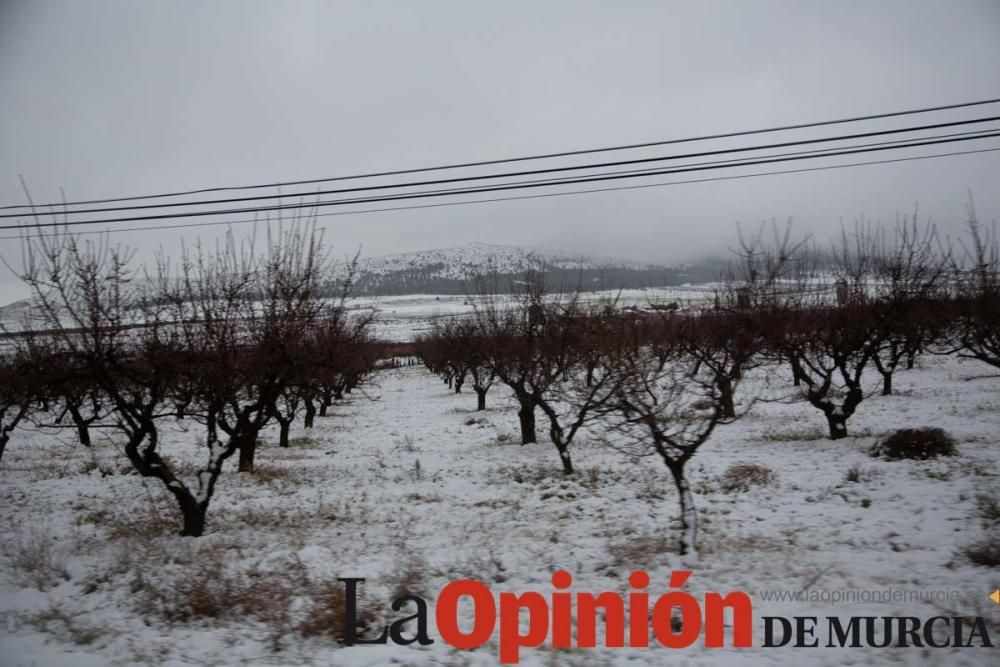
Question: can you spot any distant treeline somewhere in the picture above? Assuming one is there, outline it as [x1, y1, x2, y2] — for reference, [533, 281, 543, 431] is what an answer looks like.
[328, 262, 728, 296]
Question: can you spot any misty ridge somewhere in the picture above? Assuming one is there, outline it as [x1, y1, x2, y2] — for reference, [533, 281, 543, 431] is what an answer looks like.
[332, 242, 729, 297]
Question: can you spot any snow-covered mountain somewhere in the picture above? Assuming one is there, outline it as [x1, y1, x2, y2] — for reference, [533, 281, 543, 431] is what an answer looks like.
[357, 242, 656, 276]
[339, 242, 724, 296]
[0, 244, 727, 317]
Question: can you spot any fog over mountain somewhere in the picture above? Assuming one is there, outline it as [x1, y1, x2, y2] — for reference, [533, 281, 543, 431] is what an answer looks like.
[341, 242, 726, 296]
[0, 242, 725, 316]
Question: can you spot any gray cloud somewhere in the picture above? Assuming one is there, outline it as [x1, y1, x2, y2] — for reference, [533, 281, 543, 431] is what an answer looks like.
[2, 0, 999, 304]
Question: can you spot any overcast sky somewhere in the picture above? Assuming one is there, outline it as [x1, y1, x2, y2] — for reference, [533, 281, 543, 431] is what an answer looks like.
[1, 0, 999, 304]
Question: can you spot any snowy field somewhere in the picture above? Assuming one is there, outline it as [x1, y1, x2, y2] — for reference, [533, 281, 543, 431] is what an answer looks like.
[0, 286, 718, 345]
[0, 354, 998, 666]
[344, 286, 720, 342]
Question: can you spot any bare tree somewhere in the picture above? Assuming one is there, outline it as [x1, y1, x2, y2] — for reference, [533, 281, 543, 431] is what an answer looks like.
[14, 227, 230, 536]
[417, 317, 496, 410]
[0, 350, 33, 462]
[867, 212, 950, 393]
[170, 224, 333, 471]
[472, 270, 549, 445]
[528, 301, 623, 474]
[601, 315, 730, 557]
[678, 309, 760, 419]
[952, 199, 1000, 369]
[766, 302, 879, 440]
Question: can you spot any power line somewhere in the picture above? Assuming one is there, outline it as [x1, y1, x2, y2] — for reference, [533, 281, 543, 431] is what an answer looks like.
[4, 131, 998, 231]
[4, 144, 996, 241]
[4, 96, 1000, 211]
[427, 128, 1000, 196]
[6, 115, 998, 219]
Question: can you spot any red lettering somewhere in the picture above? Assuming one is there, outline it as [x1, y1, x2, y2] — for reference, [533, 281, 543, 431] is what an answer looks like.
[499, 592, 549, 664]
[436, 580, 496, 649]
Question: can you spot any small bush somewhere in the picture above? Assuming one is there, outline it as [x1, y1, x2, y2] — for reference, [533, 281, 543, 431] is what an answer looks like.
[974, 494, 1000, 526]
[719, 463, 776, 493]
[251, 465, 308, 486]
[78, 451, 117, 477]
[389, 557, 431, 601]
[759, 426, 827, 442]
[31, 602, 106, 645]
[135, 552, 379, 646]
[870, 427, 957, 461]
[295, 578, 379, 640]
[1, 530, 71, 591]
[74, 492, 177, 541]
[607, 534, 677, 569]
[288, 436, 317, 448]
[961, 535, 999, 567]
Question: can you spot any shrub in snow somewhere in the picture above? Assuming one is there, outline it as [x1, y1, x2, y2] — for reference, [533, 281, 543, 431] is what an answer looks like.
[870, 427, 957, 461]
[961, 535, 1000, 567]
[719, 463, 775, 493]
[974, 493, 1000, 527]
[1, 530, 70, 591]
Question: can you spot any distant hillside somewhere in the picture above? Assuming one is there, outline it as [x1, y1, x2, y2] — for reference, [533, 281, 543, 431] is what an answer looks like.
[0, 243, 728, 318]
[334, 242, 726, 296]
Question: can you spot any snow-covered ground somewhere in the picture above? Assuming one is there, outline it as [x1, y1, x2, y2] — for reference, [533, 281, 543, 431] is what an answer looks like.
[0, 287, 719, 344]
[347, 286, 720, 342]
[0, 354, 998, 666]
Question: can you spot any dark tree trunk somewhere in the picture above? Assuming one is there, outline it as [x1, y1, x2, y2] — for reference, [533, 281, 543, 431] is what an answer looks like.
[237, 435, 256, 472]
[809, 384, 861, 441]
[122, 423, 214, 538]
[67, 404, 91, 447]
[586, 362, 595, 387]
[454, 376, 463, 394]
[717, 376, 735, 419]
[179, 500, 207, 537]
[555, 443, 573, 474]
[809, 387, 864, 440]
[825, 412, 848, 440]
[880, 371, 893, 396]
[207, 410, 217, 445]
[278, 419, 290, 448]
[475, 387, 487, 411]
[666, 460, 696, 557]
[0, 409, 26, 462]
[304, 399, 316, 428]
[76, 422, 91, 448]
[538, 400, 574, 475]
[516, 397, 537, 444]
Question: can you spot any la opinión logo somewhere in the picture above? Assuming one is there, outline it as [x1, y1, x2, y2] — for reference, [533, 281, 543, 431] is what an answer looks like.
[339, 569, 751, 663]
[337, 571, 996, 663]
